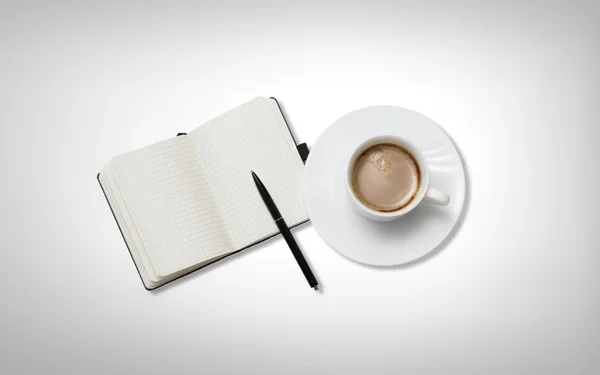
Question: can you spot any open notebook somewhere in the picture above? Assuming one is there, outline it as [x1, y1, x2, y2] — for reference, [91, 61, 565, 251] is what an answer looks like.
[98, 97, 309, 289]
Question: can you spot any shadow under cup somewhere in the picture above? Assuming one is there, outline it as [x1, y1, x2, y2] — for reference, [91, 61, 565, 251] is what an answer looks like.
[346, 135, 450, 222]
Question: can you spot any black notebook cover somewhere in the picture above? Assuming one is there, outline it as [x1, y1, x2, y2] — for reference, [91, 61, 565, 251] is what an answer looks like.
[97, 97, 309, 290]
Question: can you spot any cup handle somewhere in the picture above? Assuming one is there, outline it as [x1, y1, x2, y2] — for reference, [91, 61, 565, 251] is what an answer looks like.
[424, 188, 450, 206]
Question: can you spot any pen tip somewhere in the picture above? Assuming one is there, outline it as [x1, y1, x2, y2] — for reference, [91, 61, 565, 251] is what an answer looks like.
[313, 285, 319, 291]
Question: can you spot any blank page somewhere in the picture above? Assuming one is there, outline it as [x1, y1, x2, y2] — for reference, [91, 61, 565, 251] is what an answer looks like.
[189, 97, 308, 250]
[107, 136, 233, 279]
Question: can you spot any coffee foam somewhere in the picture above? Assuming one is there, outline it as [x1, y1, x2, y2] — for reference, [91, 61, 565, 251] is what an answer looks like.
[351, 144, 420, 212]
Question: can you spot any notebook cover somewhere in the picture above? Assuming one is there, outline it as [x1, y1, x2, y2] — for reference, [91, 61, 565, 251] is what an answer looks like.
[97, 97, 310, 290]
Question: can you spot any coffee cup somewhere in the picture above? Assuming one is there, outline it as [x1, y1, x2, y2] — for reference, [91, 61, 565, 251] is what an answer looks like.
[346, 135, 450, 222]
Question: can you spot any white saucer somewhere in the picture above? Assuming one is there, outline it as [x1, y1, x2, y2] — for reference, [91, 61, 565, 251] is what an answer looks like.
[304, 106, 466, 266]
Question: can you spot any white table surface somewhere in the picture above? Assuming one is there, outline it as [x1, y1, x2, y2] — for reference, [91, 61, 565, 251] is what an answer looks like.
[1, 1, 599, 374]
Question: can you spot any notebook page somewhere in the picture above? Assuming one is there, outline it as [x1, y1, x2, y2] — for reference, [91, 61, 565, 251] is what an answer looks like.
[99, 169, 155, 287]
[101, 164, 230, 289]
[189, 97, 307, 250]
[108, 136, 232, 279]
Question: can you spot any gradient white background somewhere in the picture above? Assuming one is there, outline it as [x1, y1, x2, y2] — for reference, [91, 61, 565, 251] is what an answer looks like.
[1, 1, 599, 374]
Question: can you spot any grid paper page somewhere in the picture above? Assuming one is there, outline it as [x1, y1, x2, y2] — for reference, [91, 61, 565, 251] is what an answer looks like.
[109, 136, 232, 279]
[99, 169, 154, 287]
[189, 97, 308, 250]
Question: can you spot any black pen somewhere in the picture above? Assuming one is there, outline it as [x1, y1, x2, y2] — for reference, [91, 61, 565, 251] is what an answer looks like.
[251, 170, 319, 291]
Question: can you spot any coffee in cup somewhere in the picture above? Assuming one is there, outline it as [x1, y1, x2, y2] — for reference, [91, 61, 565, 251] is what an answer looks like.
[351, 144, 421, 212]
[346, 136, 450, 222]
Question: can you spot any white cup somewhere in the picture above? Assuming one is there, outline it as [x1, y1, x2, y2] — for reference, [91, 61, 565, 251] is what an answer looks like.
[346, 135, 450, 222]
